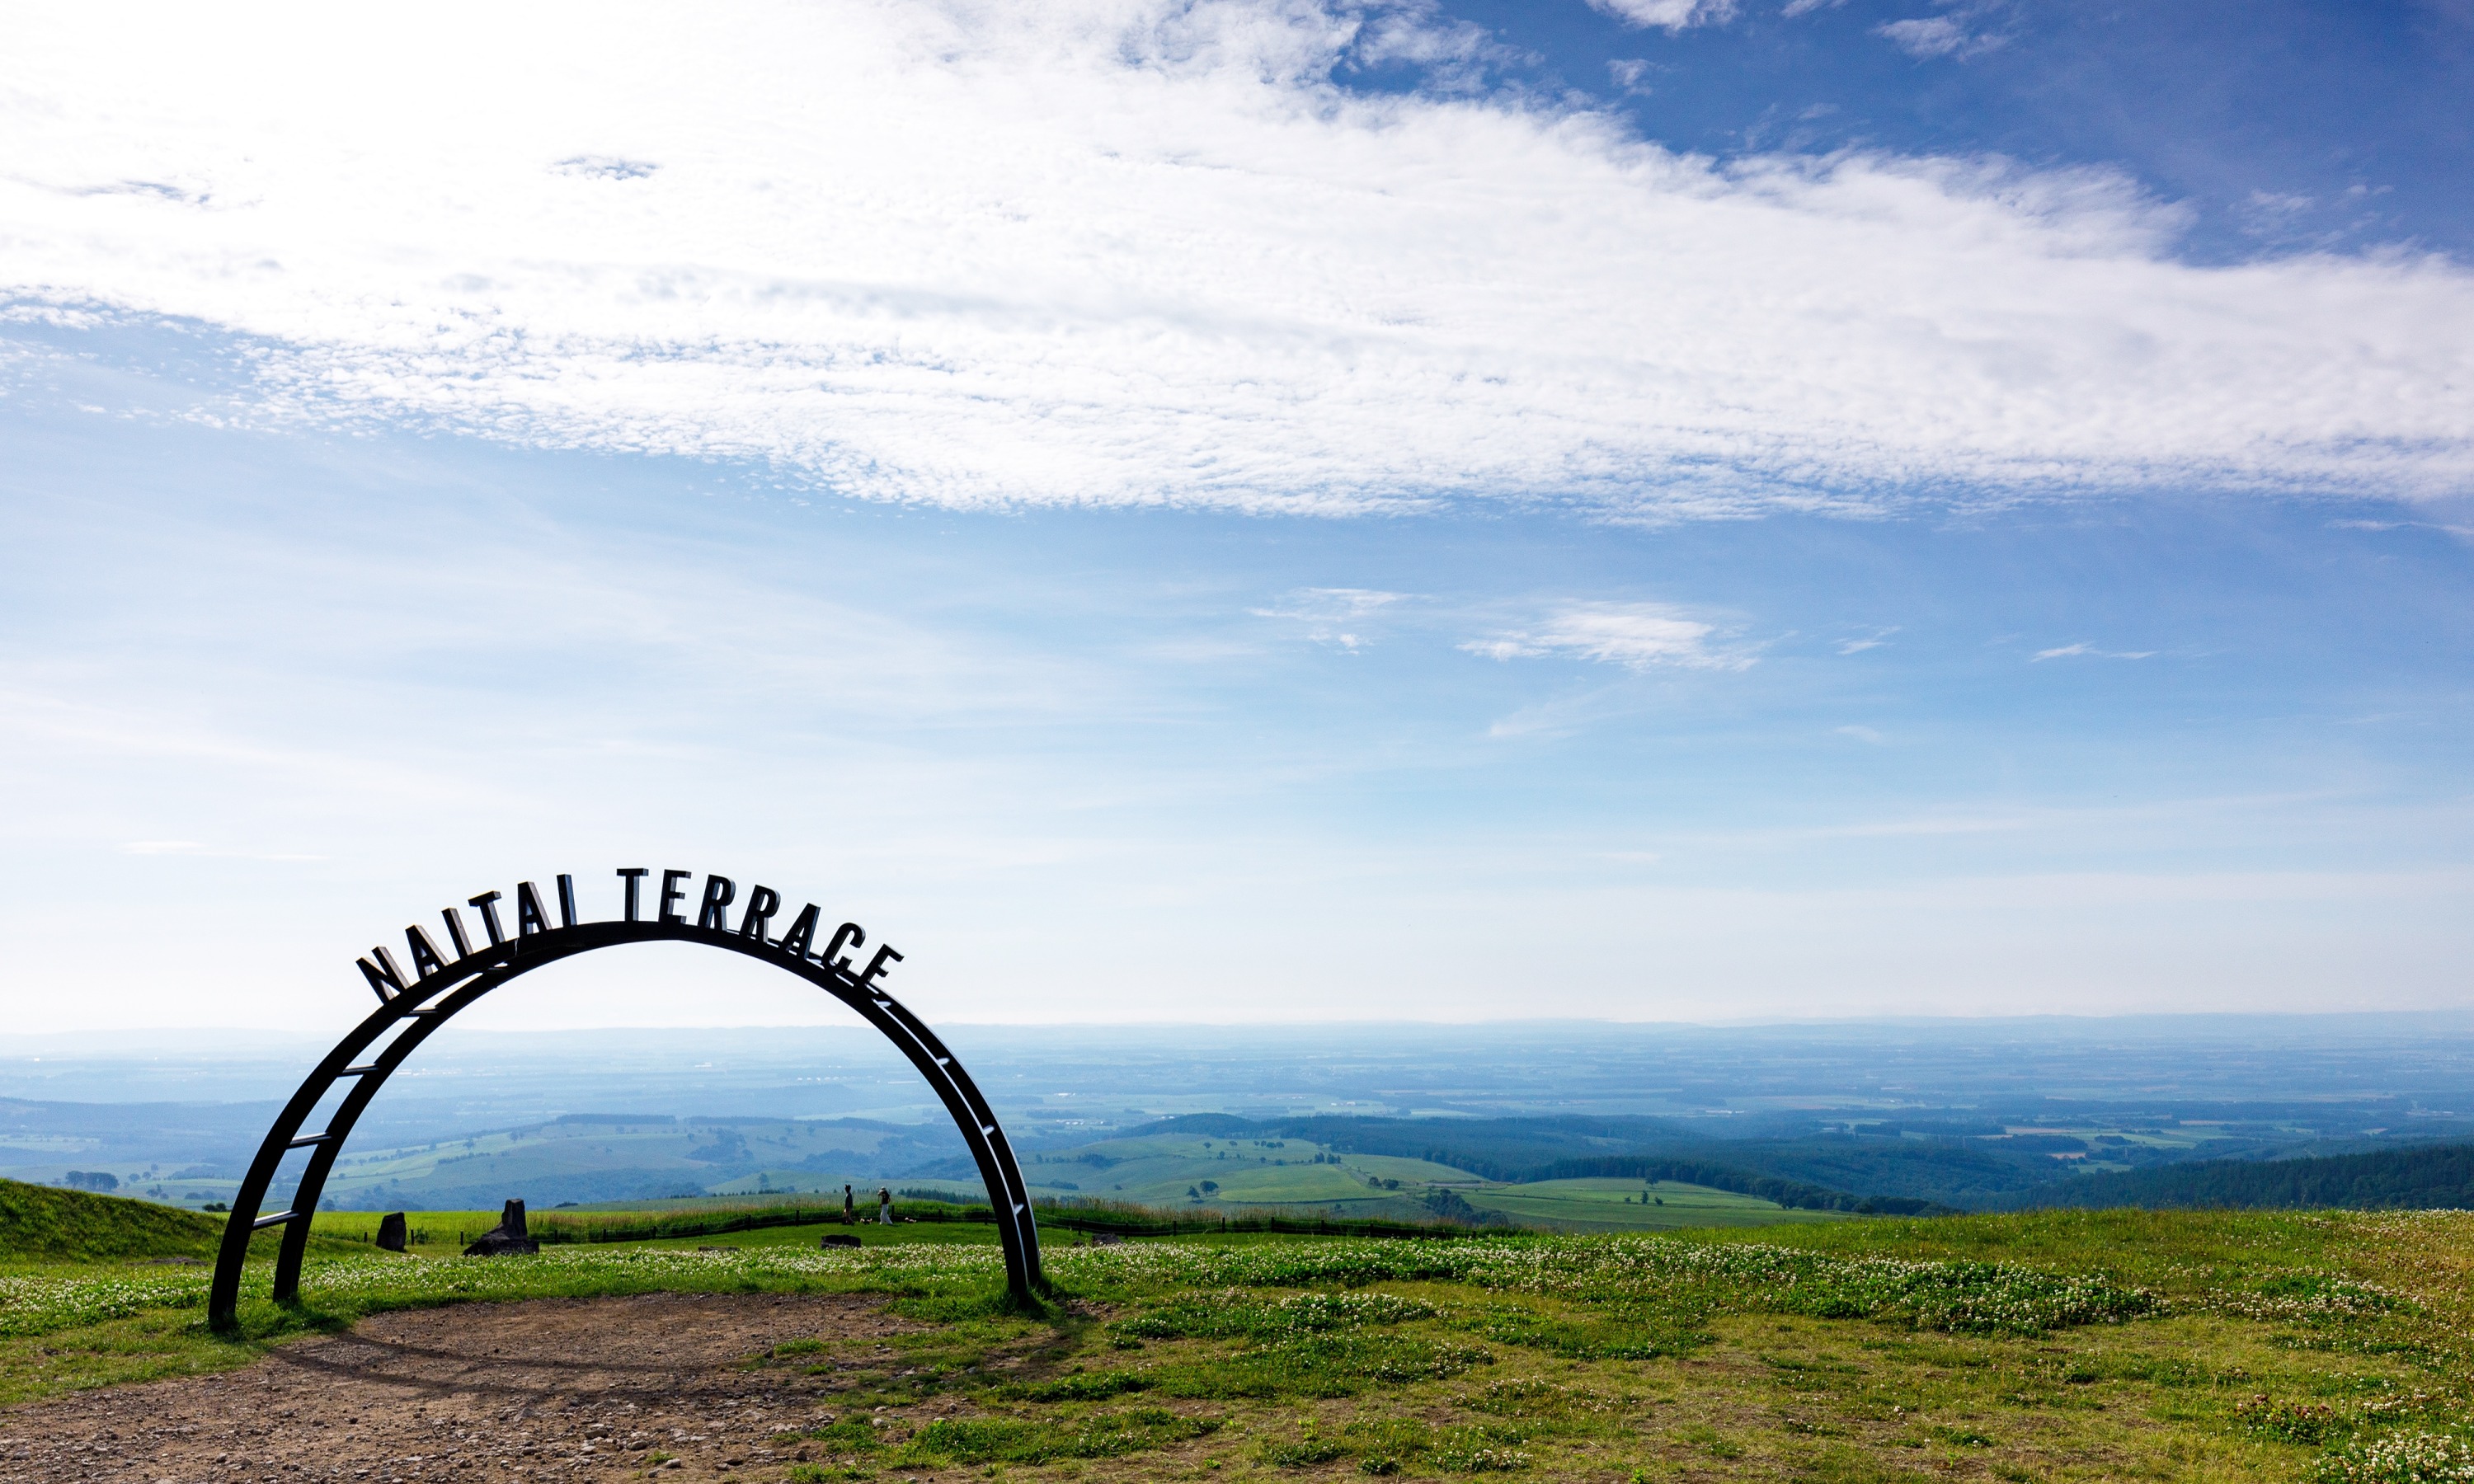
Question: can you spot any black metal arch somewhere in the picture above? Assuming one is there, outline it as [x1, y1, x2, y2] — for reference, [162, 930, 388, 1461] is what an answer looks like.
[209, 909, 1042, 1330]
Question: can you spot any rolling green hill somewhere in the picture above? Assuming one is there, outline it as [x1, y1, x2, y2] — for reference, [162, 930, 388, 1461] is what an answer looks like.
[1, 1177, 235, 1263]
[2018, 1141, 2474, 1212]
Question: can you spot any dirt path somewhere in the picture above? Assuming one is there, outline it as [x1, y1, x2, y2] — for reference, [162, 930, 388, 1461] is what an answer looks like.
[0, 1293, 917, 1483]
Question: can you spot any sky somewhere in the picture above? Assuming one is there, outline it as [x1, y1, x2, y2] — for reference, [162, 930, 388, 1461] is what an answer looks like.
[1, 1, 2469, 1034]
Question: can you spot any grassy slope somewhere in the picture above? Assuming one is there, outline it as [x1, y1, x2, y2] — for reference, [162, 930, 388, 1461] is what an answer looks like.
[0, 1177, 367, 1274]
[0, 1177, 233, 1262]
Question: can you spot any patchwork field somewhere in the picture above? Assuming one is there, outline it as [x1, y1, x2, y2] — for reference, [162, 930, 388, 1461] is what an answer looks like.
[954, 1134, 1832, 1231]
[1459, 1177, 1848, 1232]
[6, 1178, 2474, 1482]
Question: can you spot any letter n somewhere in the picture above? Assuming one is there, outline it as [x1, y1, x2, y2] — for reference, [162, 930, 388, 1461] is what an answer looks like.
[359, 951, 407, 1002]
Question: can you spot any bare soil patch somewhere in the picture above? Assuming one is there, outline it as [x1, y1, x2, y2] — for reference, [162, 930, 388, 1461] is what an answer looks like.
[0, 1293, 915, 1482]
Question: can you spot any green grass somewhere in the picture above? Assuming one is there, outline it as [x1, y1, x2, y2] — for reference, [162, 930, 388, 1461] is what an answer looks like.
[0, 1177, 235, 1263]
[7, 1206, 2474, 1480]
[0, 1177, 355, 1269]
[307, 1208, 505, 1256]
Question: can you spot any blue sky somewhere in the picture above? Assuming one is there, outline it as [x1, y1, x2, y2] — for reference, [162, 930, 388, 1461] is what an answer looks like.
[1424, 0, 2474, 261]
[1, 2, 2468, 1031]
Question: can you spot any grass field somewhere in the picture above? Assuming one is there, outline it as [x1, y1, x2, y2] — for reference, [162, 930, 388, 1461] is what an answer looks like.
[7, 1176, 2474, 1481]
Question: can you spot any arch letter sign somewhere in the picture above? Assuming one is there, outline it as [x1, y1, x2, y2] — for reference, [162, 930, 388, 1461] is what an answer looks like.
[209, 869, 1042, 1329]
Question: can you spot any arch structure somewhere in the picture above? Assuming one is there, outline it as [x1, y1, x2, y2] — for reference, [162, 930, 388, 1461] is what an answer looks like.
[210, 870, 1042, 1330]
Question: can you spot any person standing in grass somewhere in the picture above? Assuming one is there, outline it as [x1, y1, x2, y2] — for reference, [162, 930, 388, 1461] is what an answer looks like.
[877, 1187, 893, 1224]
[843, 1184, 855, 1226]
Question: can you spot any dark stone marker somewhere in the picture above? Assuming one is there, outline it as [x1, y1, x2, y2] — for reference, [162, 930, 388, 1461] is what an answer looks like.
[820, 1233, 862, 1249]
[375, 1212, 408, 1252]
[462, 1198, 541, 1257]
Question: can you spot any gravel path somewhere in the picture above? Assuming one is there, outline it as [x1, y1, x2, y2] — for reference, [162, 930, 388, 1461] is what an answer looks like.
[0, 1292, 916, 1483]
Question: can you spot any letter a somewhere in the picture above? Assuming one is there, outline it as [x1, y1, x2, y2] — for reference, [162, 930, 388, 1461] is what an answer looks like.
[778, 904, 821, 959]
[515, 881, 553, 937]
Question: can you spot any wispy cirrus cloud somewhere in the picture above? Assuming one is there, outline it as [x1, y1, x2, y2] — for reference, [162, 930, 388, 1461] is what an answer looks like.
[2032, 642, 2157, 661]
[1, 1, 2468, 517]
[1878, 3, 2011, 59]
[1463, 602, 1752, 671]
[1251, 587, 1409, 650]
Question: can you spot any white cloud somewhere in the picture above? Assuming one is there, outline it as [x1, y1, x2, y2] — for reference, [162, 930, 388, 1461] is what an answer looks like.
[1589, 0, 1742, 32]
[1256, 588, 1408, 621]
[1877, 12, 2006, 59]
[1464, 602, 1750, 670]
[1, 1, 2468, 517]
[1879, 16, 1964, 55]
[2032, 642, 2157, 661]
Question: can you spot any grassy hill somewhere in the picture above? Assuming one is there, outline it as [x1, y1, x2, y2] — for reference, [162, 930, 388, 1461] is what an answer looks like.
[0, 1176, 369, 1266]
[2019, 1140, 2474, 1211]
[1, 1177, 233, 1262]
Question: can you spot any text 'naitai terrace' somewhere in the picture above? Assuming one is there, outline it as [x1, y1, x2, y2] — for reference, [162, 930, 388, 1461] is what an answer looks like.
[355, 869, 901, 1002]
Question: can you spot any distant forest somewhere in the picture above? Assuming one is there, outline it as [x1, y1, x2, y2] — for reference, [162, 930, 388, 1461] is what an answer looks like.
[2016, 1142, 2474, 1212]
[1143, 1114, 2474, 1217]
[1145, 1114, 1960, 1214]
